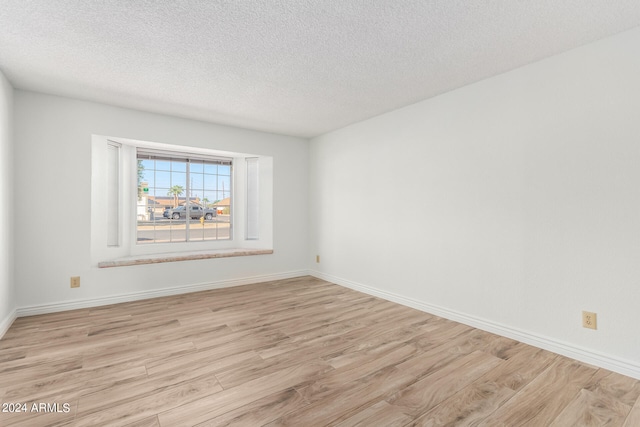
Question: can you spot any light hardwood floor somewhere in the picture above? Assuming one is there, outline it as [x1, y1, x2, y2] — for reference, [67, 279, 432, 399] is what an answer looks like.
[1, 276, 639, 426]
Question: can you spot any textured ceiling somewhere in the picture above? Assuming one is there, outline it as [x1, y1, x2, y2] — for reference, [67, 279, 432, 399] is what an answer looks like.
[2, 1, 640, 138]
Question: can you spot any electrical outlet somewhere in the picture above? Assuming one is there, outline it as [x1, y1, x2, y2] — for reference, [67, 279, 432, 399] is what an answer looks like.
[582, 311, 597, 330]
[70, 276, 80, 288]
[316, 255, 320, 263]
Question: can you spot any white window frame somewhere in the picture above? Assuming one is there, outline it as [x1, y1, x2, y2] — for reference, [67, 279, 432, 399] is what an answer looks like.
[91, 135, 273, 266]
[136, 148, 234, 245]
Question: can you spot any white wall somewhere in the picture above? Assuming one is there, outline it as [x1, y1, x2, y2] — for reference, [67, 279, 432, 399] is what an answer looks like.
[0, 70, 15, 337]
[310, 27, 640, 375]
[14, 92, 309, 310]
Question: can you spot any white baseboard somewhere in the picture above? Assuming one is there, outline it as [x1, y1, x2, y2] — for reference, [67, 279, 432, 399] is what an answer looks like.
[17, 270, 309, 318]
[0, 308, 17, 340]
[310, 270, 640, 380]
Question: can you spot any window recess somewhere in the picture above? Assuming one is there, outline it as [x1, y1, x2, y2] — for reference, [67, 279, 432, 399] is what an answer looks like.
[136, 149, 233, 245]
[91, 134, 274, 267]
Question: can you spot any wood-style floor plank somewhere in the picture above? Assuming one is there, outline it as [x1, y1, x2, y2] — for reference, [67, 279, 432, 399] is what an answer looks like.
[407, 381, 515, 427]
[550, 388, 632, 426]
[478, 357, 599, 426]
[0, 276, 638, 426]
[272, 376, 405, 425]
[623, 399, 640, 427]
[335, 400, 412, 427]
[157, 360, 333, 427]
[386, 350, 504, 418]
[193, 388, 307, 427]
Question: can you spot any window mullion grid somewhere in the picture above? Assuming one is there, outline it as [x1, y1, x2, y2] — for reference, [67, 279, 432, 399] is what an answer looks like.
[151, 162, 156, 243]
[185, 160, 191, 242]
[169, 159, 176, 243]
[135, 148, 233, 245]
[229, 163, 233, 240]
[195, 163, 204, 242]
[214, 170, 219, 240]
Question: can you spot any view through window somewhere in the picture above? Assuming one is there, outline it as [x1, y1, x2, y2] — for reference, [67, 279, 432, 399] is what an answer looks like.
[136, 149, 232, 244]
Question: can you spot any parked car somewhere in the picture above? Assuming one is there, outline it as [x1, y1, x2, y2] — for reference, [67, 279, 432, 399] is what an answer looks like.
[162, 206, 171, 218]
[168, 205, 216, 220]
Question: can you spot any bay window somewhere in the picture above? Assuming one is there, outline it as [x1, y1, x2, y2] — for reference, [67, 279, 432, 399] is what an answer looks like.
[91, 135, 273, 267]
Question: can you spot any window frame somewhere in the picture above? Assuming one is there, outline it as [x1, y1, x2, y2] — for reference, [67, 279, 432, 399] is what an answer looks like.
[135, 148, 234, 245]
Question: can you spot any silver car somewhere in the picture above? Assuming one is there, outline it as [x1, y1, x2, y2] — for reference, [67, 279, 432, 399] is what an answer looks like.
[168, 205, 216, 220]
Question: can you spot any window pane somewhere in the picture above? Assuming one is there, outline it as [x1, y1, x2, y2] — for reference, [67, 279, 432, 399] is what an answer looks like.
[190, 224, 205, 241]
[172, 161, 187, 172]
[203, 174, 217, 190]
[171, 172, 187, 188]
[203, 163, 217, 175]
[169, 224, 187, 242]
[203, 190, 216, 204]
[218, 176, 231, 198]
[190, 161, 204, 174]
[155, 160, 172, 171]
[150, 171, 168, 190]
[139, 159, 154, 174]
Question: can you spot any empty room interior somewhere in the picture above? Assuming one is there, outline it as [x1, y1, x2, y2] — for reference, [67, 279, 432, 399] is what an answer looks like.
[2, 1, 640, 426]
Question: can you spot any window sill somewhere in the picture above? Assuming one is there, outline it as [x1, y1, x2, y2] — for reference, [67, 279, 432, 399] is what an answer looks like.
[97, 248, 273, 268]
